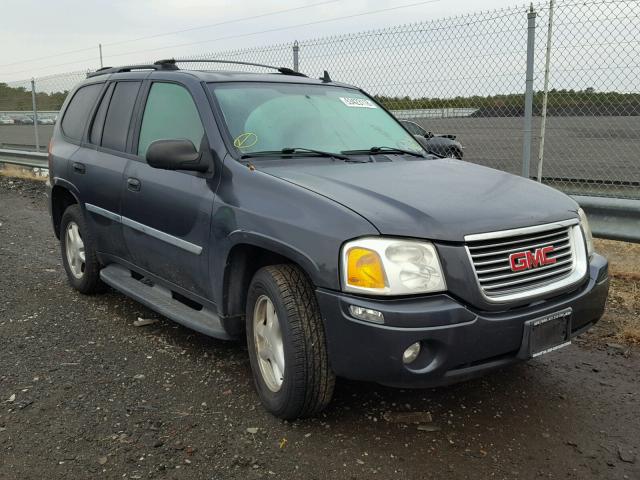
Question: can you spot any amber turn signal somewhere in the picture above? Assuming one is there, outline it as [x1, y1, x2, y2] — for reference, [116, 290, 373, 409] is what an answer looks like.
[346, 247, 387, 289]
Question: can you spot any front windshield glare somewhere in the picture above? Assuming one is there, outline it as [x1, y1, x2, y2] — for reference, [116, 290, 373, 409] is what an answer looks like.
[209, 82, 424, 156]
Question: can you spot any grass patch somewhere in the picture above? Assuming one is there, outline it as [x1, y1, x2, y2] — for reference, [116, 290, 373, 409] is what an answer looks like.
[0, 164, 47, 182]
[592, 239, 640, 347]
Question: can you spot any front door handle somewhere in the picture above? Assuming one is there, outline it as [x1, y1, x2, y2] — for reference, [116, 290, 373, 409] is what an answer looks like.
[72, 162, 85, 174]
[127, 177, 141, 192]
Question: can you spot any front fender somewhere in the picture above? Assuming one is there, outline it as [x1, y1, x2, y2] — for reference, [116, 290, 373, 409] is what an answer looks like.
[224, 230, 321, 285]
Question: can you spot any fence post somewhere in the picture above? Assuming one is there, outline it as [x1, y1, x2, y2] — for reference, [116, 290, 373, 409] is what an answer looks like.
[536, 0, 555, 182]
[99, 43, 104, 68]
[293, 41, 299, 72]
[30, 78, 40, 152]
[521, 4, 536, 178]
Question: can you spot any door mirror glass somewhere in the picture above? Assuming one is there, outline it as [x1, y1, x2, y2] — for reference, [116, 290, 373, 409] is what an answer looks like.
[146, 139, 209, 172]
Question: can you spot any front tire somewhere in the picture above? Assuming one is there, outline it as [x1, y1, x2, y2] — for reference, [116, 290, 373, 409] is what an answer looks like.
[60, 204, 103, 294]
[246, 265, 335, 419]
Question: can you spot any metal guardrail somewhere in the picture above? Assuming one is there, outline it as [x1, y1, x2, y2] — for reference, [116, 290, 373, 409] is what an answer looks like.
[0, 148, 48, 168]
[1, 149, 638, 243]
[572, 195, 640, 244]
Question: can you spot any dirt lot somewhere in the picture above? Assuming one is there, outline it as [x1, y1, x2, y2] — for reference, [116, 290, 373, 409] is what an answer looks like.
[0, 176, 638, 480]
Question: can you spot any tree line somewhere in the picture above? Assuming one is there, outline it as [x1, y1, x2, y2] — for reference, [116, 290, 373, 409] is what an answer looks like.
[1, 82, 638, 116]
[0, 83, 68, 111]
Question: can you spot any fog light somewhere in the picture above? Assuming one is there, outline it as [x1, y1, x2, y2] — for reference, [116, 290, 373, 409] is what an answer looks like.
[349, 305, 384, 324]
[402, 342, 421, 364]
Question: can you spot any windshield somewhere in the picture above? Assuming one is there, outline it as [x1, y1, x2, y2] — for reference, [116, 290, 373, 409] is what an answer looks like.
[209, 82, 424, 156]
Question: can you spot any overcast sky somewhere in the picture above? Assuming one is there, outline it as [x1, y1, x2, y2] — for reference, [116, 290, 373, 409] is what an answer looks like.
[1, 0, 526, 82]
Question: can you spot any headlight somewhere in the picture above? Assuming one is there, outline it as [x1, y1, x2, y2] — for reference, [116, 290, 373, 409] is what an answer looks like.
[577, 208, 594, 257]
[341, 237, 446, 295]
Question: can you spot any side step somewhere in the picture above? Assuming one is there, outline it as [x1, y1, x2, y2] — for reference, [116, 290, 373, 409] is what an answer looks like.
[100, 264, 231, 340]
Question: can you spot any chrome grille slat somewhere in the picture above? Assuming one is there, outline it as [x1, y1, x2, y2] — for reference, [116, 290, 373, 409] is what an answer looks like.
[466, 222, 580, 302]
[469, 235, 571, 259]
[478, 258, 574, 282]
[470, 241, 571, 263]
[482, 265, 574, 290]
[475, 250, 572, 275]
[467, 229, 567, 250]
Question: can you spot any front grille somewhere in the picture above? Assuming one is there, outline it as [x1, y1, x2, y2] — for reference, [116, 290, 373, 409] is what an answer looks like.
[465, 220, 585, 302]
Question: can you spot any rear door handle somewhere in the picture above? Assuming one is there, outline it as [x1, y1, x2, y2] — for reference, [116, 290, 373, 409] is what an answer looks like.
[127, 177, 141, 192]
[72, 162, 85, 174]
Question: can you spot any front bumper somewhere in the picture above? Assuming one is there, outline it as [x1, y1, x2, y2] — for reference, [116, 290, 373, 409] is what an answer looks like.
[316, 253, 609, 388]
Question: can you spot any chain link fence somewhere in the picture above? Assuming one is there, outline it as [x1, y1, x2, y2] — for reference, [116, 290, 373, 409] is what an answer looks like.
[1, 0, 638, 199]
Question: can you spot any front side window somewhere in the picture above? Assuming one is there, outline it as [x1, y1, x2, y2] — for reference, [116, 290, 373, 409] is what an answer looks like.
[138, 83, 204, 158]
[61, 83, 102, 141]
[402, 121, 426, 136]
[209, 82, 423, 156]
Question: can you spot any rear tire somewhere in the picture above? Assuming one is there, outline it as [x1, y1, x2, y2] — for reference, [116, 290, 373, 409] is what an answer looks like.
[246, 265, 335, 419]
[60, 204, 103, 294]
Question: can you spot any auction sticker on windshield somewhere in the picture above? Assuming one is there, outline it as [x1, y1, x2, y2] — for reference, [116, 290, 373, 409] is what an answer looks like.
[339, 97, 377, 108]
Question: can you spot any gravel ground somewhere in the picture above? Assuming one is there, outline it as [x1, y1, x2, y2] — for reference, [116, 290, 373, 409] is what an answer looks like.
[0, 177, 638, 480]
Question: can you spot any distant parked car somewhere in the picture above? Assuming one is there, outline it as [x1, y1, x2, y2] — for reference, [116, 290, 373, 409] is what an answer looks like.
[38, 117, 55, 125]
[0, 115, 15, 125]
[13, 115, 34, 125]
[400, 120, 463, 159]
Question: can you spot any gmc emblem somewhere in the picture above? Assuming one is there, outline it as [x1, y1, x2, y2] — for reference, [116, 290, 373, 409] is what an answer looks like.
[509, 246, 556, 272]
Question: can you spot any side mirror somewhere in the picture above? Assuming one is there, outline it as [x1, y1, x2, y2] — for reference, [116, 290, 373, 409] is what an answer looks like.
[146, 139, 210, 173]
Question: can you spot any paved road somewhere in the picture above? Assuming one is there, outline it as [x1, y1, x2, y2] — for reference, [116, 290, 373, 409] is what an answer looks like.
[420, 116, 640, 183]
[0, 125, 53, 150]
[0, 177, 639, 479]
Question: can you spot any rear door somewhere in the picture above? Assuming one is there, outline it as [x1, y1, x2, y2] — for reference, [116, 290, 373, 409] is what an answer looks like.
[70, 79, 142, 259]
[120, 79, 216, 299]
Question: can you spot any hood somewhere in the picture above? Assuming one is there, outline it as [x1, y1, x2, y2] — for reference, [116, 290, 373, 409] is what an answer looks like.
[258, 158, 579, 242]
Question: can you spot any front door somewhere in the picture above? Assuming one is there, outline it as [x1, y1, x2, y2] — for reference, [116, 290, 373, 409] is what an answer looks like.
[120, 81, 215, 299]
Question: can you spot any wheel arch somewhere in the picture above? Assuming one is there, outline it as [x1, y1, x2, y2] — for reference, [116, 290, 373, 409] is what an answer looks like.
[51, 184, 80, 239]
[219, 232, 321, 322]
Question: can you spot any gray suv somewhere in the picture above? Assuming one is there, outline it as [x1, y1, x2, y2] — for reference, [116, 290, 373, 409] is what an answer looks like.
[46, 59, 609, 419]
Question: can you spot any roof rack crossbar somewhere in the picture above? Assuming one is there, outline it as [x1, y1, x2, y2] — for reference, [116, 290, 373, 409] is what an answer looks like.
[154, 58, 307, 77]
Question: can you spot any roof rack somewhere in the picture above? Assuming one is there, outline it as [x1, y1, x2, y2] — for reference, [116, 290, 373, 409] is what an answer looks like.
[86, 58, 308, 79]
[154, 58, 307, 77]
[86, 62, 178, 78]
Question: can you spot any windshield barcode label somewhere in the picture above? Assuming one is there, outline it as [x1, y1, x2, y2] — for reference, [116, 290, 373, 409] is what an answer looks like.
[339, 97, 377, 108]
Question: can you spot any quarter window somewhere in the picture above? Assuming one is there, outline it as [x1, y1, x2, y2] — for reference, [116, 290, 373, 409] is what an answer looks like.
[61, 83, 102, 141]
[138, 83, 204, 158]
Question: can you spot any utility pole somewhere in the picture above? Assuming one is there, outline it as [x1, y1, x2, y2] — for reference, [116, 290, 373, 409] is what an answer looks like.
[521, 4, 536, 178]
[536, 0, 556, 182]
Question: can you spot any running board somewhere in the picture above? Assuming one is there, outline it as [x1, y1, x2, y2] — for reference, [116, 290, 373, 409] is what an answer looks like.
[100, 264, 231, 340]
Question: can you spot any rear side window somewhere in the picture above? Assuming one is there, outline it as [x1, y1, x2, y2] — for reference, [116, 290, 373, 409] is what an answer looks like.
[101, 81, 141, 152]
[90, 83, 115, 145]
[137, 82, 204, 158]
[61, 84, 102, 141]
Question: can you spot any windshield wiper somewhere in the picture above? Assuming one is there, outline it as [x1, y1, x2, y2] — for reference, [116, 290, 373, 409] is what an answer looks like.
[341, 146, 426, 158]
[241, 147, 349, 161]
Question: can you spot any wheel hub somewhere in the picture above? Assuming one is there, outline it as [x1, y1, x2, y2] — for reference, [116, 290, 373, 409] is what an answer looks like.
[65, 221, 86, 279]
[253, 295, 285, 392]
